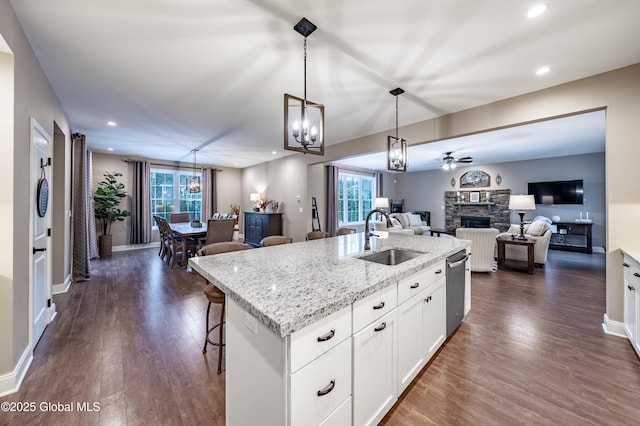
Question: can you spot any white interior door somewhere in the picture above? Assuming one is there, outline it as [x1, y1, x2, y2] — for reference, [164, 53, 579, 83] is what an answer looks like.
[31, 118, 53, 347]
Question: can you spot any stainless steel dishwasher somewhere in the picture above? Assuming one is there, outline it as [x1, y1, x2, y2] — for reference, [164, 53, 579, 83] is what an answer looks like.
[446, 249, 469, 337]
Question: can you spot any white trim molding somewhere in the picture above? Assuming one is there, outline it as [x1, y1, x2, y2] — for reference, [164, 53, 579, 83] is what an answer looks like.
[113, 242, 161, 253]
[602, 313, 626, 337]
[52, 274, 72, 294]
[0, 346, 32, 397]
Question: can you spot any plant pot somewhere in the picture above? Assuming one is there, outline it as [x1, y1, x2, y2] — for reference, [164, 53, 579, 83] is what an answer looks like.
[99, 234, 112, 257]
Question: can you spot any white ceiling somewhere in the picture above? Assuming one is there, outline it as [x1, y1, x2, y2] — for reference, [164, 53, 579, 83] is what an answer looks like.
[9, 0, 640, 168]
[335, 109, 606, 172]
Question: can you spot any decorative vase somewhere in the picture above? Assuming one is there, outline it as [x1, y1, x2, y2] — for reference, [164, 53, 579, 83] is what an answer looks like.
[99, 234, 112, 257]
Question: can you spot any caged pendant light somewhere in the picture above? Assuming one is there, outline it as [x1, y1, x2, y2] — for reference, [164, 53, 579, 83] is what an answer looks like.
[387, 88, 407, 172]
[284, 17, 324, 155]
[188, 149, 201, 194]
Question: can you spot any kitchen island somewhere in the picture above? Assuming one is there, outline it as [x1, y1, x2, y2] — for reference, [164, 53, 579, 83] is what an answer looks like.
[190, 232, 471, 426]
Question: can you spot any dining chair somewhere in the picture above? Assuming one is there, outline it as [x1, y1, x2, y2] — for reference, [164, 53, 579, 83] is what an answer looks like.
[158, 217, 196, 268]
[153, 216, 166, 259]
[305, 231, 328, 240]
[169, 212, 190, 223]
[196, 241, 250, 373]
[205, 219, 235, 245]
[336, 227, 356, 235]
[212, 212, 220, 220]
[259, 235, 293, 247]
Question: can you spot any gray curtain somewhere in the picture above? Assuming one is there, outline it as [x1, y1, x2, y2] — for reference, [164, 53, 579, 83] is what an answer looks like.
[376, 172, 383, 198]
[326, 165, 338, 236]
[72, 134, 98, 281]
[202, 168, 217, 220]
[130, 160, 152, 244]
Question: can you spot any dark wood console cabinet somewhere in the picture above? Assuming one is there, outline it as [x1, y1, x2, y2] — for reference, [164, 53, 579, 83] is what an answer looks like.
[549, 221, 593, 254]
[244, 212, 283, 247]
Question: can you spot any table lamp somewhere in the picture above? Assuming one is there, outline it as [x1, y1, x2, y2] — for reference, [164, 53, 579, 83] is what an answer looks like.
[375, 197, 389, 209]
[250, 192, 264, 211]
[508, 194, 536, 240]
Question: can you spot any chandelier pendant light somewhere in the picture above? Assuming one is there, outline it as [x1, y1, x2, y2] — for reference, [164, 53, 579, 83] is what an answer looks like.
[387, 88, 407, 172]
[189, 149, 201, 193]
[284, 17, 324, 155]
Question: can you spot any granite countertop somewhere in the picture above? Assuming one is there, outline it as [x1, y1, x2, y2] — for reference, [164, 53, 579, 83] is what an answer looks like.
[189, 233, 470, 337]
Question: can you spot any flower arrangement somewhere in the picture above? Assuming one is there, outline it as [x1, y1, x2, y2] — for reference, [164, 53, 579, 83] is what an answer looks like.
[257, 199, 271, 212]
[230, 203, 240, 216]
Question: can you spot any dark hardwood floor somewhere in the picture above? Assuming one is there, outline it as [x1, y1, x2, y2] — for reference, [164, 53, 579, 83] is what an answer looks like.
[1, 248, 639, 425]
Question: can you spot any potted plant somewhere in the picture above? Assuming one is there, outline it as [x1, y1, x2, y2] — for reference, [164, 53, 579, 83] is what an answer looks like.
[94, 171, 131, 256]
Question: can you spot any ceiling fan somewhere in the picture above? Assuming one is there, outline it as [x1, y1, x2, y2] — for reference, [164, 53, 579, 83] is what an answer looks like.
[441, 151, 473, 170]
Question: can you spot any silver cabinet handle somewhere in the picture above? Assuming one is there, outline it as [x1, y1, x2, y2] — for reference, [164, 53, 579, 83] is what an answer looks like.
[374, 322, 387, 332]
[373, 301, 385, 310]
[317, 329, 335, 342]
[410, 283, 419, 289]
[317, 380, 335, 397]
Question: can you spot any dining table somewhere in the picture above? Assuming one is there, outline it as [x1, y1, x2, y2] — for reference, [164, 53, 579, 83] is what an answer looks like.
[169, 221, 208, 267]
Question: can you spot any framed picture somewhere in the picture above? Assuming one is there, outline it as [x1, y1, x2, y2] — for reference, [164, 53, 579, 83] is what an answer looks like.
[460, 170, 490, 188]
[470, 192, 480, 202]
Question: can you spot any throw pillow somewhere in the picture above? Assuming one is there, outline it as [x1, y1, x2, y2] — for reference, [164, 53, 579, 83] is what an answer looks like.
[408, 213, 422, 227]
[393, 213, 409, 228]
[527, 220, 548, 236]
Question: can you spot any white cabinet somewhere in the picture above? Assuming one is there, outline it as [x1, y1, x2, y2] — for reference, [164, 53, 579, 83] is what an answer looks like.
[353, 309, 398, 426]
[397, 262, 446, 393]
[623, 254, 640, 357]
[464, 254, 472, 315]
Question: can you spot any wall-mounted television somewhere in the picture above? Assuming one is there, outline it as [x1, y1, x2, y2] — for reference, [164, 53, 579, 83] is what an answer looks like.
[528, 179, 584, 205]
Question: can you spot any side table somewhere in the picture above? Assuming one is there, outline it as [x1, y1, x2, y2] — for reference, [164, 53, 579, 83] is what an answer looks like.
[496, 236, 537, 274]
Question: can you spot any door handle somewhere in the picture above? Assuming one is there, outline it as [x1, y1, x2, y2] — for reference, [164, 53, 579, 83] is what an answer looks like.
[33, 247, 46, 254]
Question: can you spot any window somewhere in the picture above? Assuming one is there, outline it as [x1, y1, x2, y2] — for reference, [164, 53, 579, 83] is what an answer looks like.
[151, 169, 202, 225]
[337, 171, 376, 225]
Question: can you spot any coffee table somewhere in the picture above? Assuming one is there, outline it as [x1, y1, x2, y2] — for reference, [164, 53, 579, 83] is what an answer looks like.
[496, 236, 537, 274]
[430, 228, 456, 237]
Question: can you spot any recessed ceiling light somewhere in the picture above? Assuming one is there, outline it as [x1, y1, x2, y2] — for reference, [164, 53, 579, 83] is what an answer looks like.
[527, 3, 549, 19]
[107, 147, 114, 151]
[272, 151, 277, 155]
[107, 121, 117, 126]
[536, 66, 551, 75]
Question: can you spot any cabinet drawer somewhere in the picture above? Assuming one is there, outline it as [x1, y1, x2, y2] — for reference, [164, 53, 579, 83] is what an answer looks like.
[289, 338, 352, 426]
[353, 285, 397, 333]
[623, 255, 640, 288]
[397, 260, 445, 305]
[319, 396, 351, 426]
[289, 305, 352, 373]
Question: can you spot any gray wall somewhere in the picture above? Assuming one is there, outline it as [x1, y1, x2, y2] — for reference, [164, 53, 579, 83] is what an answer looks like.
[394, 152, 606, 248]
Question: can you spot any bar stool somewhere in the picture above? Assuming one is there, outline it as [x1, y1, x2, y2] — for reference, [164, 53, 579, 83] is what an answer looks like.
[198, 242, 249, 373]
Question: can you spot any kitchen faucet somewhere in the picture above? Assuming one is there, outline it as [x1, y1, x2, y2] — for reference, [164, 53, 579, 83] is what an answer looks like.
[364, 209, 393, 251]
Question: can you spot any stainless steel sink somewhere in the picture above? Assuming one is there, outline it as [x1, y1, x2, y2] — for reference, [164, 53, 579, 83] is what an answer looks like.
[359, 248, 424, 266]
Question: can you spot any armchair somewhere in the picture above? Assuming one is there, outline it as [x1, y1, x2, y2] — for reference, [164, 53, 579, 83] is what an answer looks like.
[455, 228, 499, 272]
[497, 219, 552, 265]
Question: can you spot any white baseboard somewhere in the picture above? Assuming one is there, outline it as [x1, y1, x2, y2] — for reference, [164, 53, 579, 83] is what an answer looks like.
[0, 345, 33, 397]
[602, 313, 626, 337]
[113, 242, 161, 253]
[52, 274, 72, 294]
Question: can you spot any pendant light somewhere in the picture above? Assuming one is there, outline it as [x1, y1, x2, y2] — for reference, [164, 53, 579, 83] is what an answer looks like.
[284, 17, 324, 155]
[188, 149, 201, 193]
[387, 88, 407, 172]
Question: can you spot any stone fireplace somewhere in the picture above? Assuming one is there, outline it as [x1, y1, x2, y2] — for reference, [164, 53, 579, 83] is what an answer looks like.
[444, 189, 511, 231]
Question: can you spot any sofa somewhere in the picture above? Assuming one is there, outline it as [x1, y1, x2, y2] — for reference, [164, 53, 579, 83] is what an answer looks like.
[389, 212, 431, 235]
[455, 227, 499, 272]
[497, 216, 553, 265]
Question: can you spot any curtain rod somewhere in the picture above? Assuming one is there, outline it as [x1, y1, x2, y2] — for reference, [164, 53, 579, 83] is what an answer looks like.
[122, 159, 222, 172]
